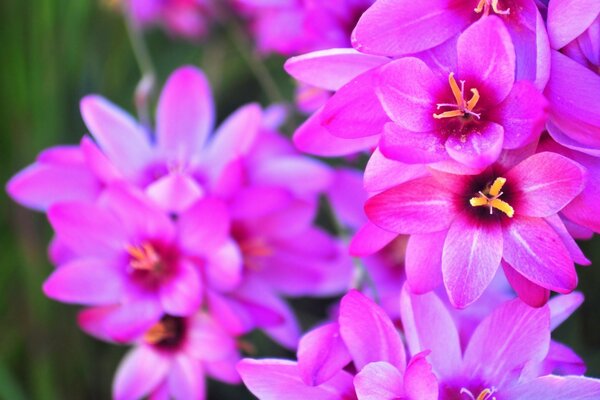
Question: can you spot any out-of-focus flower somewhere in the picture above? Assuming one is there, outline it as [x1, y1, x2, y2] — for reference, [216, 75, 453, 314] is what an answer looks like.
[106, 313, 240, 400]
[124, 0, 215, 40]
[236, 0, 375, 56]
[376, 17, 547, 170]
[365, 151, 588, 308]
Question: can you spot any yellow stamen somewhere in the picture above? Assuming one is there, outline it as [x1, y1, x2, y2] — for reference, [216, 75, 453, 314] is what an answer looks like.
[474, 0, 486, 13]
[126, 242, 161, 271]
[469, 177, 514, 217]
[474, 0, 510, 15]
[433, 73, 481, 120]
[144, 319, 176, 344]
[476, 388, 497, 400]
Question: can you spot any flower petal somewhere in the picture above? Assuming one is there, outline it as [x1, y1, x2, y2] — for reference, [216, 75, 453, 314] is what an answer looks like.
[339, 290, 406, 372]
[403, 353, 439, 400]
[380, 123, 449, 164]
[205, 240, 243, 292]
[442, 213, 503, 308]
[353, 362, 404, 400]
[178, 196, 230, 255]
[547, 0, 600, 49]
[503, 375, 600, 399]
[168, 356, 205, 400]
[502, 260, 550, 308]
[113, 346, 170, 400]
[548, 291, 584, 331]
[364, 148, 429, 193]
[159, 260, 202, 316]
[444, 122, 504, 169]
[405, 231, 446, 294]
[349, 222, 398, 257]
[145, 172, 204, 214]
[156, 66, 214, 163]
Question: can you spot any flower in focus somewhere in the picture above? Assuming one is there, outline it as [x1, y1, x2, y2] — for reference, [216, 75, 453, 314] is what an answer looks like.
[365, 151, 588, 307]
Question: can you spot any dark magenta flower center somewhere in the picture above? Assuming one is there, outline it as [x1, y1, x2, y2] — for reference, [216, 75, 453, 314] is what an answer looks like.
[126, 241, 178, 286]
[143, 315, 186, 351]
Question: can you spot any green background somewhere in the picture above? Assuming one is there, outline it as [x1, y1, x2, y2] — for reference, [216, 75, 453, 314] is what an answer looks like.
[1, 1, 599, 399]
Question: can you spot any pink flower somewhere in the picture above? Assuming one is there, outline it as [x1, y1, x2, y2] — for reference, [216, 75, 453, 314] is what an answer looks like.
[126, 0, 214, 40]
[365, 151, 587, 307]
[104, 312, 240, 400]
[237, 0, 374, 56]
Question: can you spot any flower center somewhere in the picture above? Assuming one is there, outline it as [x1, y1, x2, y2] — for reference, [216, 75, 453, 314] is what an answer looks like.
[469, 177, 514, 217]
[433, 73, 481, 121]
[461, 387, 497, 400]
[144, 316, 185, 349]
[474, 0, 510, 16]
[126, 242, 163, 273]
[239, 237, 273, 271]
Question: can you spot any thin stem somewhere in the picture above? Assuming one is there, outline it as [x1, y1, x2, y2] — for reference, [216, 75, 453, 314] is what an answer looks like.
[124, 11, 156, 128]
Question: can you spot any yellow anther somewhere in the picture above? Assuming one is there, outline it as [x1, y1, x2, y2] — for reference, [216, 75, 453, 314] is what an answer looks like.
[476, 388, 497, 400]
[474, 0, 510, 15]
[144, 319, 177, 345]
[469, 177, 514, 218]
[126, 242, 161, 272]
[433, 73, 481, 120]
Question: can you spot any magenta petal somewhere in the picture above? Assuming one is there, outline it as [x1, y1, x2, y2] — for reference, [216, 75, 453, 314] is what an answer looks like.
[549, 292, 584, 331]
[80, 95, 153, 178]
[502, 260, 550, 308]
[145, 172, 204, 213]
[293, 109, 378, 156]
[547, 0, 600, 49]
[463, 298, 550, 386]
[159, 260, 202, 316]
[364, 148, 429, 193]
[285, 48, 390, 91]
[349, 222, 398, 257]
[252, 156, 333, 196]
[43, 258, 123, 305]
[178, 197, 230, 255]
[503, 375, 600, 399]
[445, 122, 504, 169]
[168, 356, 205, 400]
[185, 313, 238, 361]
[457, 16, 515, 104]
[365, 177, 457, 234]
[297, 323, 351, 386]
[351, 0, 470, 56]
[545, 215, 590, 266]
[113, 346, 170, 400]
[156, 66, 214, 163]
[353, 362, 404, 400]
[507, 152, 586, 218]
[503, 216, 577, 293]
[7, 156, 100, 212]
[380, 123, 449, 164]
[403, 353, 439, 400]
[399, 289, 462, 378]
[339, 290, 406, 372]
[205, 240, 243, 292]
[405, 231, 446, 294]
[237, 359, 356, 400]
[321, 67, 390, 139]
[442, 213, 503, 308]
[376, 58, 442, 132]
[229, 187, 292, 219]
[493, 81, 548, 149]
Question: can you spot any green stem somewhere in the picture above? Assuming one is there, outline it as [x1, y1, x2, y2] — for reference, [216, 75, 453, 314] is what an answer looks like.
[124, 12, 156, 128]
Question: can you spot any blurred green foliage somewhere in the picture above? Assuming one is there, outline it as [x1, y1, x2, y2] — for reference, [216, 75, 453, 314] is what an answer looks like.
[1, 1, 600, 399]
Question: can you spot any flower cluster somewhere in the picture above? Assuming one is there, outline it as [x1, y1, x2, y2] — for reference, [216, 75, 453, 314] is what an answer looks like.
[7, 66, 352, 398]
[7, 0, 600, 398]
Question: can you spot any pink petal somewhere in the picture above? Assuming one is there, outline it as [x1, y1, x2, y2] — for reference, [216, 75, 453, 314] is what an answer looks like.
[349, 222, 398, 257]
[145, 172, 204, 213]
[548, 292, 584, 331]
[159, 260, 202, 316]
[399, 288, 462, 378]
[339, 290, 406, 372]
[463, 298, 550, 386]
[503, 375, 600, 399]
[444, 122, 504, 169]
[492, 81, 548, 150]
[43, 258, 123, 305]
[351, 0, 470, 56]
[113, 346, 170, 400]
[204, 240, 243, 292]
[364, 148, 429, 193]
[297, 323, 351, 386]
[545, 215, 590, 266]
[442, 213, 503, 308]
[457, 16, 515, 104]
[80, 95, 153, 178]
[156, 66, 214, 163]
[285, 48, 390, 91]
[237, 359, 356, 400]
[293, 109, 379, 156]
[185, 313, 239, 361]
[168, 356, 205, 400]
[403, 353, 439, 400]
[376, 57, 442, 132]
[503, 216, 577, 293]
[365, 177, 457, 234]
[229, 187, 292, 219]
[547, 0, 600, 49]
[252, 156, 333, 196]
[321, 67, 390, 139]
[380, 123, 449, 164]
[507, 152, 586, 218]
[178, 196, 230, 255]
[502, 261, 550, 308]
[405, 231, 446, 294]
[353, 362, 404, 400]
